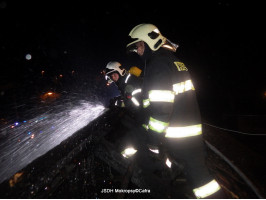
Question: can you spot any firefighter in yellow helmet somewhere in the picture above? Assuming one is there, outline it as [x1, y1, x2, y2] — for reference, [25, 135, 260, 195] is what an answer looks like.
[126, 24, 225, 198]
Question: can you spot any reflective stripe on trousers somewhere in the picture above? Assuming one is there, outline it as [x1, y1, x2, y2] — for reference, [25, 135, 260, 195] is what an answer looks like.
[165, 124, 202, 138]
[148, 117, 169, 133]
[147, 116, 202, 138]
[193, 179, 221, 198]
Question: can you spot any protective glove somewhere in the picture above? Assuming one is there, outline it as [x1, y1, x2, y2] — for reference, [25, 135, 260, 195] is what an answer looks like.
[109, 96, 125, 108]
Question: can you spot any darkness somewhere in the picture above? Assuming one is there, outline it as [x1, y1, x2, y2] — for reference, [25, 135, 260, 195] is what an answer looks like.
[0, 0, 265, 123]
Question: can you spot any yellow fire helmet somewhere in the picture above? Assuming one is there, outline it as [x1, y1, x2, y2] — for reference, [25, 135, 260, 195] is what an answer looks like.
[127, 24, 167, 51]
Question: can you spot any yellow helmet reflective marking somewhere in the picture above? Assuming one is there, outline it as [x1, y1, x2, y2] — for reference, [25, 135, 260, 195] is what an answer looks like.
[165, 124, 202, 138]
[193, 179, 221, 199]
[149, 90, 175, 103]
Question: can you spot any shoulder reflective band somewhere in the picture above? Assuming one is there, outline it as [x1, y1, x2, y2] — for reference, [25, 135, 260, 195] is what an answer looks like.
[131, 88, 141, 106]
[132, 88, 141, 96]
[143, 99, 150, 108]
[125, 74, 131, 83]
[142, 124, 149, 130]
[173, 80, 195, 95]
[149, 90, 175, 103]
[149, 148, 159, 154]
[148, 144, 159, 154]
[165, 124, 202, 138]
[121, 147, 137, 158]
[193, 179, 221, 199]
[115, 100, 125, 107]
[131, 97, 140, 106]
[165, 158, 172, 168]
[148, 117, 169, 133]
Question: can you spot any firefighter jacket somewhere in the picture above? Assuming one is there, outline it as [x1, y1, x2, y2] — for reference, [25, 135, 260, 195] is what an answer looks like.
[142, 48, 201, 138]
[141, 47, 222, 197]
[114, 71, 143, 109]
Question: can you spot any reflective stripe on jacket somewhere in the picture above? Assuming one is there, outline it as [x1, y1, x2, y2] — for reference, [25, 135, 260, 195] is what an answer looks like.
[116, 72, 143, 108]
[142, 48, 202, 138]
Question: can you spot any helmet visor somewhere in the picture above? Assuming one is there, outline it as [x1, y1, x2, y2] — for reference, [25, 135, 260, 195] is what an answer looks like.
[126, 37, 143, 54]
[126, 44, 138, 54]
[126, 38, 141, 48]
[126, 40, 141, 54]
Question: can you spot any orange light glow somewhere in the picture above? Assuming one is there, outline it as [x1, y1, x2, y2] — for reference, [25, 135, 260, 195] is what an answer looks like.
[40, 92, 60, 101]
[9, 172, 24, 187]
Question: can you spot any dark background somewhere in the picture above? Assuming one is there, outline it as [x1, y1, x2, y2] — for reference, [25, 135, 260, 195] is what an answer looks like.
[0, 0, 265, 123]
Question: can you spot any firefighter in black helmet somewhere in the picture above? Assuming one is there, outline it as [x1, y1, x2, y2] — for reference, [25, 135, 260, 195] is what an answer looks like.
[126, 24, 224, 198]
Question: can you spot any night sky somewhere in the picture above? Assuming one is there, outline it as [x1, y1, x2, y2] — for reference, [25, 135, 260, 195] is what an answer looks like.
[0, 1, 265, 122]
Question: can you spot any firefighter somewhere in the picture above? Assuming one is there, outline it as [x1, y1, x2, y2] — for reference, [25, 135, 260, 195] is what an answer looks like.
[103, 61, 146, 163]
[126, 24, 224, 198]
[103, 61, 142, 109]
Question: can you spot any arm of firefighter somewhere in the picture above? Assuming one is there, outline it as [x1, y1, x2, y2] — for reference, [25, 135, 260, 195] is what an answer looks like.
[109, 96, 125, 108]
[172, 61, 195, 95]
[125, 75, 143, 107]
[142, 58, 174, 134]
